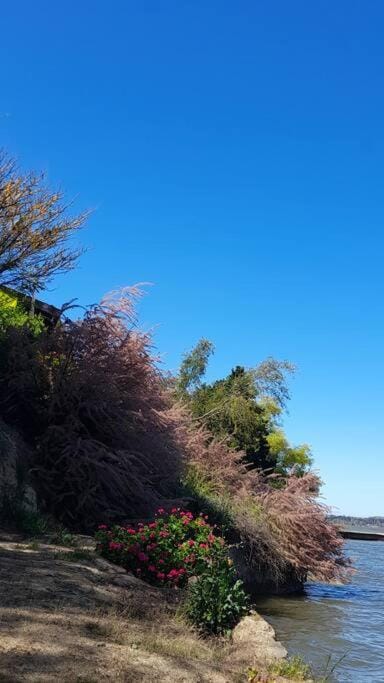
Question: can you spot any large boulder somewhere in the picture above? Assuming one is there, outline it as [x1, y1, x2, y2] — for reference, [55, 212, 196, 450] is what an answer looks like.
[229, 612, 287, 671]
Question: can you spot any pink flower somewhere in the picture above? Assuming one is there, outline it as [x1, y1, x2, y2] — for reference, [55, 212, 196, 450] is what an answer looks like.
[199, 543, 208, 550]
[182, 517, 190, 525]
[109, 541, 122, 551]
[157, 508, 165, 514]
[167, 569, 179, 579]
[98, 524, 108, 530]
[171, 507, 178, 513]
[148, 522, 157, 529]
[159, 531, 170, 538]
[126, 528, 136, 535]
[156, 572, 165, 580]
[207, 534, 215, 543]
[148, 565, 156, 572]
[158, 559, 165, 565]
[188, 540, 195, 547]
[138, 552, 149, 562]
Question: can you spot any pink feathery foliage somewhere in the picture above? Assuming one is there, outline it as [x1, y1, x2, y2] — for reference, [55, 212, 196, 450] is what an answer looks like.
[0, 286, 349, 581]
[174, 415, 255, 492]
[260, 472, 350, 581]
[172, 408, 349, 582]
[0, 287, 182, 528]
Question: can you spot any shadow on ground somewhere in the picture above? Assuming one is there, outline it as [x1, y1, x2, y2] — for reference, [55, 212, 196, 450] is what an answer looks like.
[0, 533, 233, 682]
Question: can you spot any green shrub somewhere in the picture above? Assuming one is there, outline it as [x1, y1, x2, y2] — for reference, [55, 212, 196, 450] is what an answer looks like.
[182, 464, 234, 531]
[95, 508, 228, 587]
[270, 655, 311, 680]
[0, 494, 48, 536]
[0, 295, 45, 336]
[248, 655, 312, 681]
[184, 559, 248, 635]
[49, 525, 79, 547]
[95, 508, 249, 635]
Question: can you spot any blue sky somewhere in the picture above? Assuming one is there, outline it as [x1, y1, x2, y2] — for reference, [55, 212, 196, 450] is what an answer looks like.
[1, 1, 383, 515]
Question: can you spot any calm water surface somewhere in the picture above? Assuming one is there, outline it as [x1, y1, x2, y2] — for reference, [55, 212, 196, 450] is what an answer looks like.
[256, 541, 384, 682]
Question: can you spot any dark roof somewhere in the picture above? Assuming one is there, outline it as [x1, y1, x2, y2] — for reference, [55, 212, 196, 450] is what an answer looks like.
[0, 285, 61, 326]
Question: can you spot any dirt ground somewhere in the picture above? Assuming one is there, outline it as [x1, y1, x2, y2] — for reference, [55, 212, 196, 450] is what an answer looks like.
[0, 531, 244, 682]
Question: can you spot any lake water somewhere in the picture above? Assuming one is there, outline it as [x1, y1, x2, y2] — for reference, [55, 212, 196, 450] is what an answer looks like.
[256, 540, 384, 682]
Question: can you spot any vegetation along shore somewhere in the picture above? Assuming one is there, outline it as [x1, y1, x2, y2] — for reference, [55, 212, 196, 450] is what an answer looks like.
[0, 152, 349, 680]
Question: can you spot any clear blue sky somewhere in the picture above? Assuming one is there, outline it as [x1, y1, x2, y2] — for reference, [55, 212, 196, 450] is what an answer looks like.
[1, 1, 383, 516]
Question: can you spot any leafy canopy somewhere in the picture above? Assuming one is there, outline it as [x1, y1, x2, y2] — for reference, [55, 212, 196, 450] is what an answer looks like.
[0, 289, 44, 336]
[176, 340, 312, 475]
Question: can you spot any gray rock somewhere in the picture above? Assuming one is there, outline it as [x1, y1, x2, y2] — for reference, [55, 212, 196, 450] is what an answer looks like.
[232, 613, 287, 667]
[0, 420, 38, 514]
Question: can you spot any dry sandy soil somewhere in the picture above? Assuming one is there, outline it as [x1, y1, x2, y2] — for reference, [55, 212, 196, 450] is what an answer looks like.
[0, 531, 249, 682]
[0, 531, 298, 683]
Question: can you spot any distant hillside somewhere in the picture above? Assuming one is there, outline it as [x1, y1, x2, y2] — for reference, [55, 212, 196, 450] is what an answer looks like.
[330, 515, 384, 528]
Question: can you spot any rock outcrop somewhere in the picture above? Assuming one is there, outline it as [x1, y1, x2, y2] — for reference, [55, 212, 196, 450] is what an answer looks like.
[0, 420, 37, 515]
[230, 612, 287, 670]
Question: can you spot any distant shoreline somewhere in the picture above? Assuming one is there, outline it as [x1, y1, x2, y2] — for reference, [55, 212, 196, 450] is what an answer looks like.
[329, 515, 384, 530]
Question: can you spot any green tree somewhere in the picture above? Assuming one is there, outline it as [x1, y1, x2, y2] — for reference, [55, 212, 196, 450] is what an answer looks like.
[176, 338, 214, 397]
[176, 340, 312, 475]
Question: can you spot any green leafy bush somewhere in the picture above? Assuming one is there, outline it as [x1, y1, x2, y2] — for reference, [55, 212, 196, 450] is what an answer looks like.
[248, 655, 312, 681]
[15, 508, 49, 536]
[95, 508, 227, 587]
[269, 655, 311, 680]
[49, 525, 79, 547]
[184, 559, 248, 635]
[0, 493, 48, 536]
[96, 508, 249, 635]
[0, 294, 44, 336]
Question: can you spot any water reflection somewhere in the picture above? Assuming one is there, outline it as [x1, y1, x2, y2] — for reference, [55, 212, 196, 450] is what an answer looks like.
[256, 541, 384, 681]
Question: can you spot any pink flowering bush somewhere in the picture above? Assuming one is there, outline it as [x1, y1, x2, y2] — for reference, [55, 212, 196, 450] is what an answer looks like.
[95, 508, 228, 587]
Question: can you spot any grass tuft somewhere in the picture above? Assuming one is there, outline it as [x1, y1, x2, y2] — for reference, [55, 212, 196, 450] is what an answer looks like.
[248, 655, 312, 682]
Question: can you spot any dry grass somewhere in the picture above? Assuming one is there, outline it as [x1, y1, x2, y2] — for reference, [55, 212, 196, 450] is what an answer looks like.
[0, 531, 311, 682]
[0, 532, 237, 682]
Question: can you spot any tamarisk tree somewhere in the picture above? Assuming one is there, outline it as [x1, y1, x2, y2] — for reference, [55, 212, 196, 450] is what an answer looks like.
[0, 151, 86, 294]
